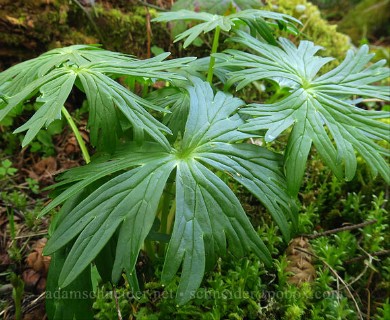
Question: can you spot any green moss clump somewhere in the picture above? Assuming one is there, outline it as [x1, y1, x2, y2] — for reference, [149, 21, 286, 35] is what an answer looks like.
[85, 5, 170, 56]
[92, 5, 148, 54]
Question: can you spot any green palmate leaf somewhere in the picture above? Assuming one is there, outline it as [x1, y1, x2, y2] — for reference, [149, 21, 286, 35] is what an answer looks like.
[48, 159, 175, 288]
[13, 71, 77, 146]
[153, 9, 300, 48]
[195, 143, 298, 238]
[45, 191, 96, 319]
[110, 160, 176, 284]
[0, 45, 132, 96]
[44, 78, 296, 304]
[46, 246, 94, 320]
[0, 69, 69, 127]
[163, 159, 272, 304]
[77, 69, 172, 151]
[39, 142, 169, 217]
[86, 52, 194, 81]
[219, 32, 390, 195]
[0, 45, 193, 150]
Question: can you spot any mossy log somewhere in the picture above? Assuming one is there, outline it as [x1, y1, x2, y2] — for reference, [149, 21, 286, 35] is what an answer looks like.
[0, 0, 172, 69]
[338, 0, 390, 44]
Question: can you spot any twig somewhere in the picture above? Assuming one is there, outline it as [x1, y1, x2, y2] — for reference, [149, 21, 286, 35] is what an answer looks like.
[295, 247, 364, 320]
[345, 249, 390, 264]
[145, 6, 152, 59]
[72, 0, 107, 47]
[361, 98, 386, 103]
[365, 288, 371, 320]
[112, 285, 123, 320]
[301, 219, 377, 239]
[0, 306, 10, 317]
[138, 0, 169, 11]
[24, 292, 45, 313]
[366, 269, 375, 320]
[14, 231, 48, 239]
[327, 246, 373, 303]
[29, 292, 45, 305]
[137, 0, 168, 11]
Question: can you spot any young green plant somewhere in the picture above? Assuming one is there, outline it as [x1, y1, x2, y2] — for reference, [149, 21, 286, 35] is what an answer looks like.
[0, 6, 388, 320]
[153, 8, 299, 83]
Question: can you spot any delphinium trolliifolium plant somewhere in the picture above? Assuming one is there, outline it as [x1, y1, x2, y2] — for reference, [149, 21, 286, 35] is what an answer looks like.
[41, 77, 297, 308]
[0, 4, 388, 320]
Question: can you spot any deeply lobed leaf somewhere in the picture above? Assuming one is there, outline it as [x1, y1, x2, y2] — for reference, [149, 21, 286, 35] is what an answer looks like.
[0, 45, 133, 96]
[162, 159, 272, 304]
[219, 32, 390, 195]
[13, 72, 77, 146]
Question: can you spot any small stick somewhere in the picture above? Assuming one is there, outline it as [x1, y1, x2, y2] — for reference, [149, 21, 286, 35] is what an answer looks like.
[112, 285, 123, 320]
[72, 0, 106, 46]
[361, 98, 386, 103]
[345, 249, 390, 264]
[137, 0, 168, 11]
[24, 292, 45, 314]
[14, 231, 48, 239]
[145, 6, 152, 59]
[301, 219, 377, 239]
[295, 247, 364, 320]
[365, 288, 371, 320]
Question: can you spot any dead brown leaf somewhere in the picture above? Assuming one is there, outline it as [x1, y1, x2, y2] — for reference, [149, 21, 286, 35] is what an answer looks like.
[285, 237, 316, 285]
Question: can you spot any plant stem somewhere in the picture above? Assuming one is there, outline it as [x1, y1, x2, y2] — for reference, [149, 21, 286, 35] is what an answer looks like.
[61, 107, 91, 164]
[157, 183, 175, 256]
[207, 26, 221, 84]
[10, 273, 23, 320]
[160, 182, 174, 234]
[166, 200, 176, 235]
[144, 240, 155, 261]
[142, 83, 149, 98]
[160, 194, 170, 237]
[112, 285, 123, 320]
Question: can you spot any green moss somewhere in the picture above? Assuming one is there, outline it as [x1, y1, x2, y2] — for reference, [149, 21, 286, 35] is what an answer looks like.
[88, 5, 169, 56]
